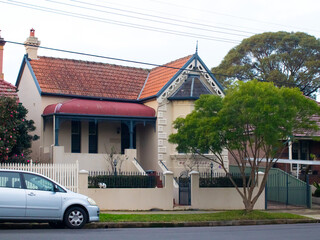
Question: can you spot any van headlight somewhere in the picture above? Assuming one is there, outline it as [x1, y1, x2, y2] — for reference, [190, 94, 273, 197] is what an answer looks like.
[87, 197, 97, 206]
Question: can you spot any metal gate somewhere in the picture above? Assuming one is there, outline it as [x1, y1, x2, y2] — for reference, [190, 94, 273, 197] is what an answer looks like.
[178, 176, 191, 205]
[266, 168, 311, 208]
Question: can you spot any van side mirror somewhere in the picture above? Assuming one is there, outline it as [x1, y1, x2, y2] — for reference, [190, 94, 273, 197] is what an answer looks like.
[54, 184, 60, 192]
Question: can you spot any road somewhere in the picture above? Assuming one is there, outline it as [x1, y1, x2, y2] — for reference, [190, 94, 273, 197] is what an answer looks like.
[0, 224, 319, 240]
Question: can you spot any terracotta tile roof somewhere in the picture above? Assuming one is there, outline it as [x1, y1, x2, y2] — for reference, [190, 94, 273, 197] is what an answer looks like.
[138, 55, 193, 99]
[0, 80, 17, 98]
[29, 57, 149, 100]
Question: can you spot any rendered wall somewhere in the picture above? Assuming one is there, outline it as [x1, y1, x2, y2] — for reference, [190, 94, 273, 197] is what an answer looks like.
[78, 170, 174, 210]
[139, 100, 160, 172]
[17, 64, 42, 161]
[189, 171, 265, 210]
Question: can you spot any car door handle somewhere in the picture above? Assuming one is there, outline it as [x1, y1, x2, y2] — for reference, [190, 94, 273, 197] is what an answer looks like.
[28, 192, 36, 197]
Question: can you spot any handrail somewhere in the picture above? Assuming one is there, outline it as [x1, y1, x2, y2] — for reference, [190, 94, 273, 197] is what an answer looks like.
[133, 157, 147, 175]
[159, 160, 169, 171]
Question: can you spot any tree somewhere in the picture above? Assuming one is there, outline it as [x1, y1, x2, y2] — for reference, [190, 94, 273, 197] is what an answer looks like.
[0, 96, 39, 163]
[169, 80, 320, 212]
[212, 31, 320, 97]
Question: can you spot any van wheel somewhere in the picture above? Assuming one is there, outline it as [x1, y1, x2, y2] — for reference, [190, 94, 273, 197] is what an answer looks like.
[64, 207, 88, 229]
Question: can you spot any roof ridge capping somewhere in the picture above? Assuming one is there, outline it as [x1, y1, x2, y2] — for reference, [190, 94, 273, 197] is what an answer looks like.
[150, 54, 193, 71]
[34, 56, 150, 71]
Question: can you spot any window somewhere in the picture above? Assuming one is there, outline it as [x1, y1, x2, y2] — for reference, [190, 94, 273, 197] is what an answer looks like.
[0, 172, 21, 189]
[23, 173, 54, 192]
[89, 121, 98, 153]
[71, 121, 81, 153]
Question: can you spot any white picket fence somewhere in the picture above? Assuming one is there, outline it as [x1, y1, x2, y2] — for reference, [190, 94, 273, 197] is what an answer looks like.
[0, 160, 79, 192]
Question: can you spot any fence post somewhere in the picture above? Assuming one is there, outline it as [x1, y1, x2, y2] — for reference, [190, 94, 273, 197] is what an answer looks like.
[163, 171, 173, 189]
[189, 171, 199, 207]
[30, 159, 33, 172]
[78, 170, 89, 195]
[76, 160, 79, 193]
[286, 172, 289, 206]
[307, 174, 311, 208]
[265, 179, 268, 210]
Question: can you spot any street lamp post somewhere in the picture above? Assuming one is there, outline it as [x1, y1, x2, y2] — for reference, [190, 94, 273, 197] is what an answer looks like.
[210, 162, 213, 182]
[113, 159, 117, 176]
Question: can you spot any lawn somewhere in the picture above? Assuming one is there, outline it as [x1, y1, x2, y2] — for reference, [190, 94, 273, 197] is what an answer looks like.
[99, 210, 307, 223]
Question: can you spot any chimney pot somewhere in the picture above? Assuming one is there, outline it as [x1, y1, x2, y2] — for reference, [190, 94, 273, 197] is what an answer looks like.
[30, 28, 35, 37]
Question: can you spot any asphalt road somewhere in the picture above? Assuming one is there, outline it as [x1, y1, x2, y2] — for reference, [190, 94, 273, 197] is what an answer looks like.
[0, 224, 319, 240]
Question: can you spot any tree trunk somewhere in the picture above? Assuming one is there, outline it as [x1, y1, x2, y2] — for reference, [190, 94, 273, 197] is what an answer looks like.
[243, 199, 254, 213]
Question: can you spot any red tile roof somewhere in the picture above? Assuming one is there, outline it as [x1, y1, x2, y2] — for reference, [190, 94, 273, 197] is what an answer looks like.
[27, 55, 193, 101]
[29, 57, 149, 100]
[139, 55, 192, 99]
[0, 80, 17, 98]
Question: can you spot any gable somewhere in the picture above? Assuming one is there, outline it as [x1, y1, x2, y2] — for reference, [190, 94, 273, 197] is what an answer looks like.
[156, 54, 224, 104]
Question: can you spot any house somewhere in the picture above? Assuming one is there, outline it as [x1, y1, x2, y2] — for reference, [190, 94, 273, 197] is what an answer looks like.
[273, 112, 320, 179]
[15, 29, 227, 176]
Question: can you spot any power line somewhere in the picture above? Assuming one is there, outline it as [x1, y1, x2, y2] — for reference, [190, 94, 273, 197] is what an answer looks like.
[0, 0, 241, 44]
[48, 0, 250, 38]
[94, 0, 266, 35]
[6, 40, 234, 78]
[148, 0, 320, 34]
[65, 0, 256, 36]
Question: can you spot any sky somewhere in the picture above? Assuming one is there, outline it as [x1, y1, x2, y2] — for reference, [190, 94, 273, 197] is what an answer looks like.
[0, 0, 319, 87]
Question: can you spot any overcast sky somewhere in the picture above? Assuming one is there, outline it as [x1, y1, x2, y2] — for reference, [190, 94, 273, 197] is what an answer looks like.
[0, 0, 319, 87]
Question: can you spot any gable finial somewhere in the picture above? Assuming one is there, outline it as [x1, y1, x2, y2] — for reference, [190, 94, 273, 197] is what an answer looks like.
[196, 40, 198, 54]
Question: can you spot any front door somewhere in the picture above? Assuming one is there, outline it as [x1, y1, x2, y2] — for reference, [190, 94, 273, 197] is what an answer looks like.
[23, 173, 62, 219]
[0, 171, 26, 218]
[121, 123, 136, 154]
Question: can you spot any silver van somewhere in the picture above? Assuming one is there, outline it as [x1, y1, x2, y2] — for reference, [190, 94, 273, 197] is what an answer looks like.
[0, 169, 99, 229]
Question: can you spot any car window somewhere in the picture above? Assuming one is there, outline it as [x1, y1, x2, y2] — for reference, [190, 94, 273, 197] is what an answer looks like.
[23, 173, 54, 192]
[0, 172, 21, 189]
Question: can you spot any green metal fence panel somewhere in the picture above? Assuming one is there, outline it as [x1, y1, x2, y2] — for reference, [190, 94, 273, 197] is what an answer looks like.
[229, 165, 311, 208]
[267, 168, 310, 207]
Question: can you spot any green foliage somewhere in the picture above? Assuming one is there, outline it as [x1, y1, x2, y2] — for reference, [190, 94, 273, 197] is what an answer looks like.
[212, 31, 320, 97]
[0, 97, 39, 163]
[88, 175, 157, 188]
[0, 97, 19, 161]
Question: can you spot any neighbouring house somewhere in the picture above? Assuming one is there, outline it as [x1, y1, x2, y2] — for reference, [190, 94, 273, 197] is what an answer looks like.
[15, 29, 227, 176]
[273, 112, 320, 179]
[0, 34, 17, 97]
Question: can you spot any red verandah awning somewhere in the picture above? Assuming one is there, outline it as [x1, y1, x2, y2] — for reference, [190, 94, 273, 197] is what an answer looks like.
[43, 99, 156, 117]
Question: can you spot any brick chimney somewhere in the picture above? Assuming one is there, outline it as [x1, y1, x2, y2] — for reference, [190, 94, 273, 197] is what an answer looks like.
[24, 28, 41, 60]
[0, 30, 5, 80]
